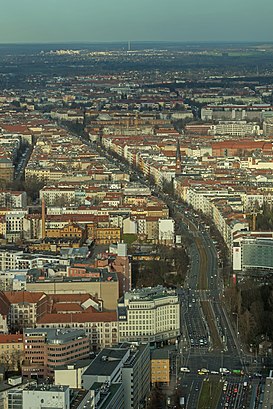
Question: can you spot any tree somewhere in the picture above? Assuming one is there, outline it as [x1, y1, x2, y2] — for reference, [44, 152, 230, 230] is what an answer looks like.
[0, 349, 23, 372]
[147, 385, 165, 409]
[23, 175, 47, 202]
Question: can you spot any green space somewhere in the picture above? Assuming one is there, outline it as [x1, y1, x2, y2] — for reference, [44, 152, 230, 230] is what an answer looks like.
[121, 233, 138, 245]
[197, 377, 223, 409]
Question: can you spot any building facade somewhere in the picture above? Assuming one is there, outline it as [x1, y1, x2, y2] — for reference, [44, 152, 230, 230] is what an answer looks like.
[22, 328, 90, 378]
[118, 286, 180, 345]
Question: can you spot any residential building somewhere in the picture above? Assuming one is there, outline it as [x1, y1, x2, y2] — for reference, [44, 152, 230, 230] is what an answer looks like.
[0, 292, 9, 333]
[3, 291, 47, 331]
[0, 334, 24, 370]
[0, 271, 27, 291]
[151, 349, 170, 384]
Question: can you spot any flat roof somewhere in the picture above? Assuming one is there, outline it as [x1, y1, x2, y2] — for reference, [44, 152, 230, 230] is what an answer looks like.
[83, 348, 129, 377]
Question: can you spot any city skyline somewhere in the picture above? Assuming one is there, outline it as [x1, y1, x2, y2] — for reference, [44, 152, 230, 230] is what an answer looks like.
[1, 0, 273, 43]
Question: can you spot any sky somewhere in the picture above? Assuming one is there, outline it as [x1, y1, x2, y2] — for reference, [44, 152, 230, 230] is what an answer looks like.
[0, 0, 273, 44]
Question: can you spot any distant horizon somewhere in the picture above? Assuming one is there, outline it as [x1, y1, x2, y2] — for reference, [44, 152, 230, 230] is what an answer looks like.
[0, 40, 273, 45]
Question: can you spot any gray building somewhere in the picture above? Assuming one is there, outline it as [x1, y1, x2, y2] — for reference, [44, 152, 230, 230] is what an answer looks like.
[89, 382, 124, 409]
[242, 238, 273, 273]
[121, 343, 150, 409]
[82, 343, 150, 409]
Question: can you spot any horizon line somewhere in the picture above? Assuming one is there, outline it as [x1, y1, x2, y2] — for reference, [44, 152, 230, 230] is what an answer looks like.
[0, 40, 273, 46]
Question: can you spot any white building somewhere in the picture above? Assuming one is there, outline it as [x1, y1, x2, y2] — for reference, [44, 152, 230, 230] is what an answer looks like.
[158, 218, 175, 244]
[0, 250, 23, 271]
[208, 121, 261, 136]
[118, 286, 180, 344]
[0, 191, 27, 208]
[54, 360, 91, 389]
[123, 217, 137, 235]
[0, 270, 27, 291]
[22, 385, 70, 409]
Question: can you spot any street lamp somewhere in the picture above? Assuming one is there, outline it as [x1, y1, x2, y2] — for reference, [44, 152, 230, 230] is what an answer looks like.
[232, 312, 239, 336]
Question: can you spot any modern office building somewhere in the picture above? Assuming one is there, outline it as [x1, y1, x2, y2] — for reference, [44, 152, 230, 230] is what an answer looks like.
[118, 286, 180, 345]
[22, 328, 90, 378]
[121, 343, 150, 409]
[82, 343, 150, 409]
[233, 238, 273, 273]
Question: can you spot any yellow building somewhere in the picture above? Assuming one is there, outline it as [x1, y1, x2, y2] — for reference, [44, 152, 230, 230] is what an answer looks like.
[0, 215, 6, 237]
[46, 222, 86, 242]
[0, 159, 14, 183]
[0, 334, 24, 370]
[151, 350, 170, 384]
[95, 227, 121, 244]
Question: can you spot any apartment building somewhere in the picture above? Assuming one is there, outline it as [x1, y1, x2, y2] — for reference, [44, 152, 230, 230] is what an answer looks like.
[151, 349, 170, 384]
[0, 250, 23, 271]
[3, 291, 48, 331]
[0, 271, 27, 291]
[0, 334, 24, 370]
[0, 190, 27, 208]
[118, 286, 180, 345]
[0, 158, 14, 183]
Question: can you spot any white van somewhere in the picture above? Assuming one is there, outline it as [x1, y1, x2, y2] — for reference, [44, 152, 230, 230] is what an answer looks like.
[180, 367, 190, 373]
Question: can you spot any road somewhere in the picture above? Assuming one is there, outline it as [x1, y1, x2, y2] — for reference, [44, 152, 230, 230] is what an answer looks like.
[165, 199, 266, 408]
[73, 133, 265, 408]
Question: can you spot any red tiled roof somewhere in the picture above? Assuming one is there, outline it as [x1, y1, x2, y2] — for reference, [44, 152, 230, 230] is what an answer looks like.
[37, 311, 117, 324]
[0, 334, 23, 344]
[4, 291, 46, 304]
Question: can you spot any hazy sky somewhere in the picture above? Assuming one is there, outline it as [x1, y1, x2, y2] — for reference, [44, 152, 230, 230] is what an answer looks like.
[0, 0, 273, 43]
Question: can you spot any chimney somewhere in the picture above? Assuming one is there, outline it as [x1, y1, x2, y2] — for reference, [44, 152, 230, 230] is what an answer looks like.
[41, 197, 46, 240]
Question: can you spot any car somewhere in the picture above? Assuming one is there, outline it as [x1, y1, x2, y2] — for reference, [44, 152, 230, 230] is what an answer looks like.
[180, 367, 190, 373]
